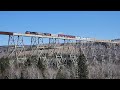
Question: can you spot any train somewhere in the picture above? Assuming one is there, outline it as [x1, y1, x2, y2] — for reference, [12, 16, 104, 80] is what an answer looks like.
[25, 31, 99, 41]
[25, 31, 76, 39]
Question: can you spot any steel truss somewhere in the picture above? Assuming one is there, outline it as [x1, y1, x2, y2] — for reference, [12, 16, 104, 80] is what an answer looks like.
[37, 37, 46, 58]
[30, 37, 44, 57]
[8, 35, 16, 58]
[8, 35, 25, 60]
[49, 38, 59, 53]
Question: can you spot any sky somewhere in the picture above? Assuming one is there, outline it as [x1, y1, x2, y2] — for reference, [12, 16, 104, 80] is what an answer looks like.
[0, 11, 120, 46]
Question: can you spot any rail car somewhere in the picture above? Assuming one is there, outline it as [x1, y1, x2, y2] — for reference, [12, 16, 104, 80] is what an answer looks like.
[25, 31, 37, 35]
[80, 37, 96, 41]
[25, 31, 51, 36]
[51, 34, 58, 37]
[58, 34, 76, 38]
[0, 31, 13, 35]
[42, 33, 51, 36]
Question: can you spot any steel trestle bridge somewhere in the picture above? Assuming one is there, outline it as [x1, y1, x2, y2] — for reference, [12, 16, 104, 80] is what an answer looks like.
[0, 31, 119, 60]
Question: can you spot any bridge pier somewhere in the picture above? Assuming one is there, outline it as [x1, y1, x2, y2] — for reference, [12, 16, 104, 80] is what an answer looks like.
[8, 35, 25, 60]
[8, 35, 16, 58]
[30, 37, 39, 56]
[16, 35, 25, 60]
[37, 37, 45, 58]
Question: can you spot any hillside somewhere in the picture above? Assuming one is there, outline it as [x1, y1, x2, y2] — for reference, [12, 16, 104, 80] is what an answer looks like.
[0, 41, 120, 79]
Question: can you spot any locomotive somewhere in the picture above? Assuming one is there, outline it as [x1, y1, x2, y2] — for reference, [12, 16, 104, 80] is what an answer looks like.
[25, 31, 38, 35]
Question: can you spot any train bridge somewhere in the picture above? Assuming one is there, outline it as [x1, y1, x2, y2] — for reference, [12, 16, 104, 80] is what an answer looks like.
[0, 31, 119, 60]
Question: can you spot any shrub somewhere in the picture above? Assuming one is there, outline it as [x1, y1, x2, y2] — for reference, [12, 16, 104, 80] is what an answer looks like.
[66, 59, 73, 68]
[24, 58, 32, 66]
[101, 42, 109, 48]
[37, 58, 45, 72]
[56, 66, 67, 79]
[0, 57, 9, 73]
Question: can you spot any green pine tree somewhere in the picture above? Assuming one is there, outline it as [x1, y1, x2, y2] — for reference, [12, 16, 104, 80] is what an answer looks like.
[77, 53, 88, 79]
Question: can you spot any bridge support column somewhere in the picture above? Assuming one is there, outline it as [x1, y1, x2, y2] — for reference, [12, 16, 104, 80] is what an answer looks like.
[30, 37, 39, 56]
[8, 35, 16, 58]
[49, 38, 60, 58]
[31, 37, 47, 59]
[8, 35, 25, 60]
[37, 37, 45, 58]
[63, 39, 70, 50]
[16, 35, 25, 60]
[64, 39, 74, 53]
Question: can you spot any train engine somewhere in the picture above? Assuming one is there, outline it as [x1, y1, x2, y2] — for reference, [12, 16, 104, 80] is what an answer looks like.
[25, 31, 38, 35]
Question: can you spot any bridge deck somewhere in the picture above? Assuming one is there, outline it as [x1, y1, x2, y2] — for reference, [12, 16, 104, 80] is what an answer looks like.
[13, 33, 80, 40]
[0, 31, 120, 44]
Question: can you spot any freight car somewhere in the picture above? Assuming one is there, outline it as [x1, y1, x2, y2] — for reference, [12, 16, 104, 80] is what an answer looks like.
[42, 33, 51, 36]
[0, 31, 13, 35]
[58, 34, 75, 38]
[25, 31, 38, 35]
[25, 31, 51, 36]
